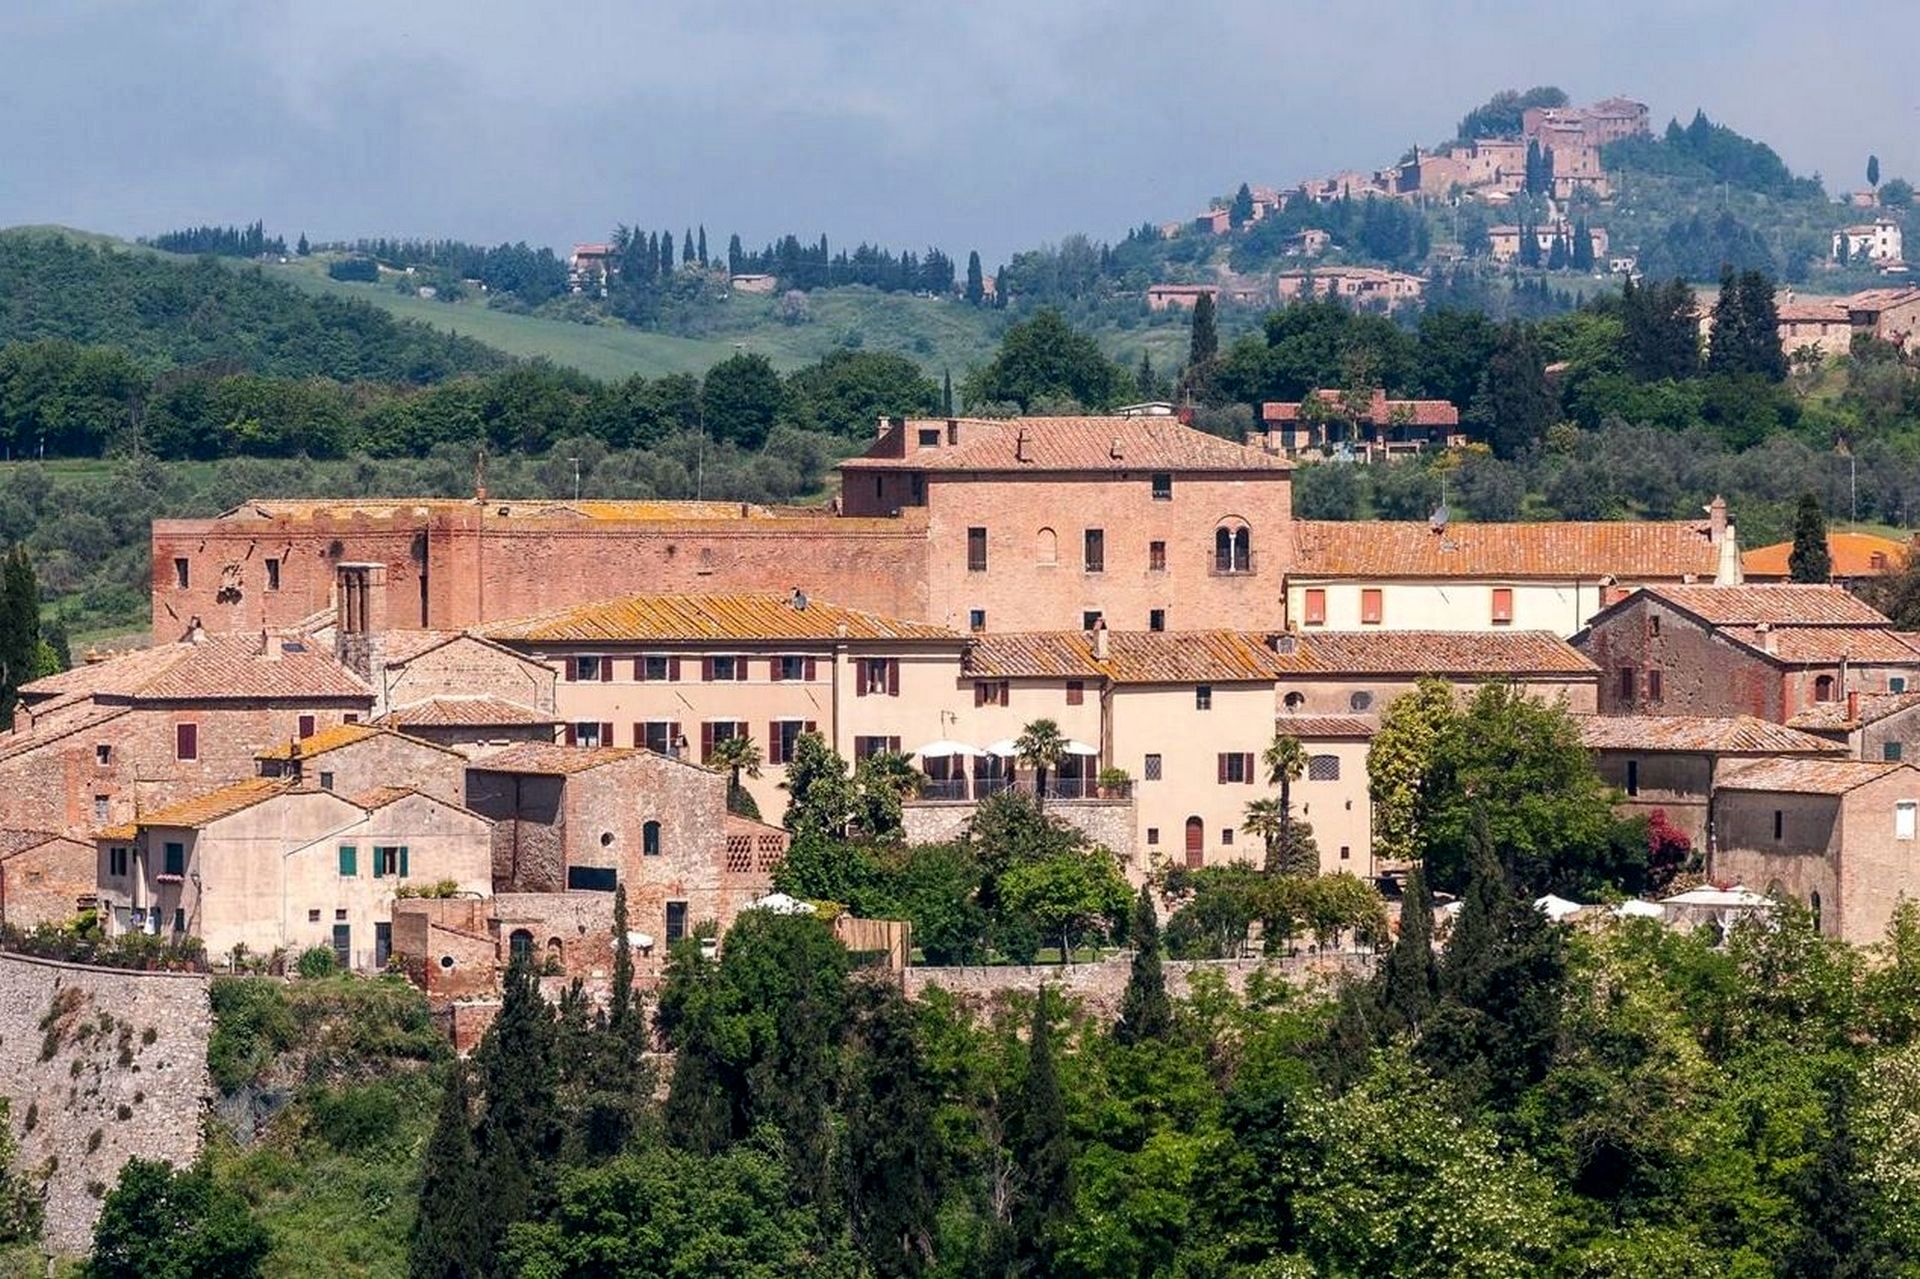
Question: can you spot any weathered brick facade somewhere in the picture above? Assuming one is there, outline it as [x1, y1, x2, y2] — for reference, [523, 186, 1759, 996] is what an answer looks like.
[0, 829, 96, 927]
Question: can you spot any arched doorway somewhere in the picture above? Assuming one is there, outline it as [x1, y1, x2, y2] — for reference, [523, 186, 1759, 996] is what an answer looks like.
[1184, 816, 1204, 869]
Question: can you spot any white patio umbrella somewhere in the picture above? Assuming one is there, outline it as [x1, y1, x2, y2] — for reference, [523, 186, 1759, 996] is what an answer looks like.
[1533, 894, 1586, 921]
[1612, 900, 1665, 919]
[625, 931, 656, 950]
[1061, 739, 1099, 756]
[745, 891, 815, 915]
[913, 739, 985, 757]
[983, 739, 1021, 756]
[1660, 883, 1773, 909]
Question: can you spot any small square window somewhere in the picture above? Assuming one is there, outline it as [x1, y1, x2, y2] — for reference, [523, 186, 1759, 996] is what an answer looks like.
[1195, 685, 1212, 711]
[1148, 541, 1167, 572]
[1149, 608, 1166, 632]
[644, 655, 671, 681]
[1146, 827, 1159, 846]
[93, 795, 109, 824]
[1222, 828, 1234, 845]
[918, 428, 942, 447]
[318, 771, 334, 790]
[1886, 742, 1905, 762]
[335, 908, 349, 921]
[1082, 611, 1103, 630]
[1066, 680, 1084, 706]
[1894, 676, 1909, 693]
[969, 609, 987, 633]
[1339, 846, 1351, 860]
[95, 743, 111, 765]
[1151, 473, 1172, 501]
[108, 846, 128, 877]
[308, 909, 321, 923]
[1144, 754, 1163, 781]
[778, 655, 808, 681]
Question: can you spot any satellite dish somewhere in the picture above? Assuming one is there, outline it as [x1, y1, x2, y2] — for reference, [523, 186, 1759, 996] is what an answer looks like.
[1429, 504, 1451, 533]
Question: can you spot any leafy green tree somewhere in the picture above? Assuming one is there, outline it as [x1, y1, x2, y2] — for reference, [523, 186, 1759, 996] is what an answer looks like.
[1115, 884, 1172, 1044]
[1010, 991, 1074, 1273]
[699, 351, 783, 448]
[845, 981, 942, 1276]
[1789, 491, 1832, 583]
[1163, 862, 1264, 959]
[963, 308, 1123, 410]
[1619, 276, 1701, 381]
[781, 733, 856, 840]
[295, 231, 310, 256]
[1229, 183, 1255, 228]
[409, 1062, 485, 1279]
[1414, 308, 1500, 408]
[999, 840, 1130, 962]
[88, 1158, 270, 1279]
[852, 749, 920, 839]
[1571, 217, 1595, 271]
[1368, 678, 1456, 867]
[709, 732, 764, 818]
[1880, 177, 1914, 208]
[780, 349, 941, 438]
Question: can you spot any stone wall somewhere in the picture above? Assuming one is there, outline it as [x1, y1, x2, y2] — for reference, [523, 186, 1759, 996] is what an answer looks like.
[902, 798, 1137, 861]
[902, 952, 1374, 1018]
[0, 952, 212, 1254]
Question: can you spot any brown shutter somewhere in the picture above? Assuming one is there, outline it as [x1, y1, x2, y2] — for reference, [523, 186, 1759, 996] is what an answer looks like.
[1217, 753, 1227, 784]
[633, 723, 644, 747]
[635, 657, 647, 681]
[668, 721, 681, 754]
[601, 721, 614, 744]
[887, 659, 899, 697]
[565, 724, 578, 746]
[856, 659, 868, 697]
[805, 657, 817, 681]
[702, 657, 714, 682]
[1000, 681, 1010, 707]
[737, 657, 749, 682]
[564, 657, 577, 682]
[1243, 752, 1255, 783]
[601, 658, 613, 683]
[888, 736, 900, 754]
[770, 657, 784, 683]
[804, 720, 817, 735]
[768, 721, 782, 764]
[975, 682, 986, 707]
[700, 722, 714, 762]
[669, 657, 681, 681]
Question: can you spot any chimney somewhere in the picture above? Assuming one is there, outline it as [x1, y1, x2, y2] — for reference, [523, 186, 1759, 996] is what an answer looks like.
[183, 616, 208, 645]
[1109, 437, 1123, 459]
[1092, 620, 1109, 662]
[258, 628, 279, 662]
[1715, 519, 1742, 586]
[1706, 496, 1728, 545]
[1014, 428, 1030, 463]
[1756, 621, 1777, 655]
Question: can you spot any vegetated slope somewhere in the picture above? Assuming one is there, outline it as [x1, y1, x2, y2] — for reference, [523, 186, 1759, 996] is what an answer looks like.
[0, 230, 507, 382]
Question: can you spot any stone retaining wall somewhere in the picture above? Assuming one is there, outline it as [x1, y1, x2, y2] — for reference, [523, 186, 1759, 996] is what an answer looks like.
[902, 952, 1374, 1018]
[0, 952, 212, 1254]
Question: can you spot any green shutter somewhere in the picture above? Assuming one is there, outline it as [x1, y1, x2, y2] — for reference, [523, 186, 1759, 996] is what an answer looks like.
[372, 847, 384, 878]
[399, 846, 409, 878]
[338, 845, 357, 876]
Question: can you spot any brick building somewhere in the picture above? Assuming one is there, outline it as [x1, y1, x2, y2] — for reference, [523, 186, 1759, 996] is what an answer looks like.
[1573, 585, 1920, 721]
[254, 723, 469, 807]
[1273, 268, 1425, 311]
[0, 829, 96, 928]
[1788, 690, 1920, 763]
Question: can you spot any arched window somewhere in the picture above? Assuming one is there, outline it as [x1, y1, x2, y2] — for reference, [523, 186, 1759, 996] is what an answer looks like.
[547, 937, 565, 961]
[1283, 691, 1306, 710]
[1035, 527, 1058, 565]
[508, 929, 533, 961]
[1814, 674, 1836, 702]
[1213, 521, 1251, 573]
[1184, 816, 1205, 869]
[1810, 891, 1823, 933]
[643, 820, 662, 857]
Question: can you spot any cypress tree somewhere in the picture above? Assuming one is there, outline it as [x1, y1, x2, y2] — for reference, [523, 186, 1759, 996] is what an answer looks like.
[846, 983, 940, 1277]
[1868, 154, 1881, 189]
[1738, 269, 1788, 381]
[1010, 990, 1072, 1274]
[1230, 182, 1255, 228]
[1377, 864, 1437, 1033]
[965, 250, 985, 305]
[1707, 265, 1745, 376]
[610, 883, 635, 1031]
[942, 368, 954, 416]
[1137, 350, 1155, 400]
[409, 1061, 485, 1279]
[682, 227, 695, 266]
[295, 231, 310, 256]
[728, 233, 744, 274]
[0, 547, 39, 729]
[1115, 885, 1172, 1045]
[474, 953, 559, 1274]
[660, 230, 675, 274]
[1789, 492, 1832, 583]
[696, 224, 708, 266]
[1188, 292, 1219, 366]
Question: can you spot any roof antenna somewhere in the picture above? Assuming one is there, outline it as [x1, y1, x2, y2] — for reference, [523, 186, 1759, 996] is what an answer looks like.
[474, 447, 488, 504]
[1428, 503, 1450, 534]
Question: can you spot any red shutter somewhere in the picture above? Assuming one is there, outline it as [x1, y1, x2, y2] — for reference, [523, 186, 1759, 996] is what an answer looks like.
[1066, 681, 1083, 706]
[564, 657, 577, 682]
[702, 657, 714, 682]
[770, 658, 784, 683]
[887, 659, 899, 697]
[565, 724, 578, 746]
[668, 721, 681, 754]
[737, 657, 749, 682]
[634, 657, 646, 681]
[805, 657, 817, 681]
[768, 722, 782, 764]
[888, 736, 901, 754]
[601, 721, 614, 744]
[601, 658, 613, 683]
[1304, 589, 1326, 625]
[176, 722, 198, 761]
[1217, 754, 1227, 784]
[700, 723, 714, 762]
[975, 682, 986, 707]
[1000, 681, 1010, 707]
[804, 720, 817, 735]
[669, 657, 682, 681]
[633, 723, 644, 747]
[1243, 752, 1255, 783]
[856, 659, 868, 697]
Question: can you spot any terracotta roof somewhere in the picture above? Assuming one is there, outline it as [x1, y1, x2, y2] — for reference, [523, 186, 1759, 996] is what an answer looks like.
[840, 417, 1290, 474]
[479, 593, 959, 644]
[1649, 584, 1892, 626]
[218, 498, 783, 523]
[352, 786, 421, 810]
[1776, 297, 1851, 323]
[466, 742, 647, 776]
[21, 635, 371, 704]
[1715, 626, 1920, 664]
[380, 696, 559, 728]
[122, 778, 300, 831]
[1788, 690, 1920, 731]
[255, 722, 387, 761]
[1290, 520, 1721, 578]
[1263, 391, 1459, 426]
[1741, 533, 1909, 579]
[1273, 715, 1377, 738]
[964, 631, 1287, 683]
[0, 828, 78, 858]
[1273, 630, 1598, 676]
[1576, 714, 1843, 755]
[1715, 757, 1911, 795]
[0, 704, 130, 764]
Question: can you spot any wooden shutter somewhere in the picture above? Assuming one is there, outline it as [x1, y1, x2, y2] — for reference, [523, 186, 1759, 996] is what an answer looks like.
[888, 736, 901, 753]
[565, 724, 578, 746]
[176, 723, 197, 760]
[770, 657, 784, 683]
[633, 723, 645, 747]
[600, 658, 613, 683]
[565, 657, 577, 681]
[975, 681, 987, 707]
[600, 721, 614, 744]
[1217, 753, 1228, 783]
[805, 657, 817, 681]
[737, 657, 749, 682]
[856, 659, 868, 697]
[804, 720, 817, 735]
[1000, 681, 1011, 707]
[700, 722, 714, 762]
[399, 846, 410, 877]
[1066, 681, 1083, 705]
[887, 659, 899, 697]
[701, 657, 714, 682]
[1242, 752, 1255, 783]
[669, 657, 681, 681]
[372, 847, 384, 878]
[635, 657, 647, 681]
[668, 721, 681, 755]
[768, 721, 783, 764]
[1304, 588, 1326, 625]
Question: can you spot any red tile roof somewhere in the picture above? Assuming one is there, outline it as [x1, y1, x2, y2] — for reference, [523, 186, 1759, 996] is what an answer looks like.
[1263, 391, 1459, 426]
[1290, 520, 1721, 579]
[1715, 757, 1911, 795]
[1716, 626, 1920, 665]
[467, 742, 664, 776]
[380, 696, 559, 728]
[23, 635, 371, 704]
[479, 593, 959, 644]
[1649, 584, 1892, 626]
[1741, 532, 1910, 579]
[1273, 630, 1598, 676]
[1272, 714, 1377, 738]
[1788, 691, 1920, 731]
[841, 417, 1290, 474]
[1576, 714, 1842, 755]
[963, 631, 1287, 683]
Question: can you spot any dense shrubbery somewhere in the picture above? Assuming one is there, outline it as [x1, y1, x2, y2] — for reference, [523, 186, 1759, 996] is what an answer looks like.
[0, 920, 206, 971]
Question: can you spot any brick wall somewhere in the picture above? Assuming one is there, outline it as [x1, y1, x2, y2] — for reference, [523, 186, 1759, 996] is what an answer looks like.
[1578, 597, 1785, 718]
[0, 953, 212, 1254]
[0, 835, 95, 928]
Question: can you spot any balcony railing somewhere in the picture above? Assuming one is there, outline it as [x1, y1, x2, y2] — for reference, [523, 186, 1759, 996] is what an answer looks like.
[1209, 550, 1257, 577]
[914, 777, 1131, 803]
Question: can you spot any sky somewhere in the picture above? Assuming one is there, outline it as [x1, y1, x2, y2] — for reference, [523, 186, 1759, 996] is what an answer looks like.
[2, 1, 1915, 267]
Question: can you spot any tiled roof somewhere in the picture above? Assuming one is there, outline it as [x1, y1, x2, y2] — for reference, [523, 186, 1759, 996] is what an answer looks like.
[840, 417, 1290, 474]
[1788, 691, 1920, 731]
[1290, 520, 1721, 578]
[964, 631, 1287, 684]
[1273, 715, 1377, 738]
[377, 630, 468, 665]
[352, 786, 420, 810]
[21, 635, 372, 704]
[0, 827, 76, 858]
[1576, 714, 1843, 755]
[1716, 626, 1920, 664]
[0, 704, 130, 763]
[380, 696, 559, 728]
[256, 722, 387, 761]
[1776, 297, 1851, 323]
[1263, 391, 1459, 426]
[123, 778, 299, 831]
[1741, 533, 1909, 579]
[1650, 584, 1892, 626]
[1273, 630, 1598, 676]
[466, 742, 645, 776]
[1715, 757, 1910, 795]
[219, 498, 782, 523]
[479, 593, 959, 644]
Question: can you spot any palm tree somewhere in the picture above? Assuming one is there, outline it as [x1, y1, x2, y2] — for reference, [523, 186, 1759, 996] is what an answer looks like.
[1015, 718, 1069, 806]
[1263, 734, 1308, 876]
[709, 733, 764, 818]
[1244, 797, 1285, 868]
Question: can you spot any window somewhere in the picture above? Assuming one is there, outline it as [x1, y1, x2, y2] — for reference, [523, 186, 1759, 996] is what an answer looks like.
[1360, 589, 1383, 625]
[571, 722, 606, 747]
[163, 842, 185, 877]
[969, 609, 987, 633]
[1084, 528, 1105, 573]
[338, 845, 358, 876]
[1307, 754, 1340, 781]
[95, 743, 111, 765]
[854, 735, 903, 761]
[644, 820, 662, 857]
[643, 655, 672, 682]
[1886, 742, 1905, 762]
[701, 720, 746, 763]
[710, 655, 739, 682]
[1647, 670, 1663, 702]
[1894, 677, 1909, 693]
[1149, 608, 1166, 632]
[1303, 589, 1326, 625]
[1491, 587, 1513, 625]
[1221, 828, 1235, 846]
[769, 720, 810, 764]
[1810, 891, 1823, 932]
[773, 655, 807, 682]
[1650, 615, 1661, 637]
[1814, 674, 1836, 702]
[1625, 760, 1639, 796]
[1213, 525, 1251, 573]
[1339, 846, 1351, 861]
[297, 714, 316, 739]
[1146, 827, 1159, 846]
[108, 846, 128, 878]
[1618, 667, 1636, 703]
[175, 909, 186, 935]
[909, 473, 926, 505]
[1149, 540, 1167, 572]
[567, 866, 617, 891]
[1036, 528, 1058, 565]
[1284, 691, 1305, 710]
[93, 795, 109, 824]
[1774, 809, 1784, 840]
[641, 721, 677, 754]
[308, 909, 321, 923]
[917, 427, 942, 447]
[1218, 752, 1254, 784]
[1348, 691, 1373, 712]
[1151, 473, 1172, 501]
[974, 680, 1010, 707]
[344, 713, 359, 724]
[1066, 680, 1084, 706]
[859, 658, 898, 696]
[175, 723, 198, 761]
[265, 558, 281, 591]
[967, 527, 988, 572]
[573, 655, 605, 682]
[1082, 611, 1103, 630]
[372, 845, 408, 877]
[1144, 754, 1163, 781]
[665, 901, 689, 942]
[1195, 685, 1212, 710]
[173, 558, 189, 589]
[318, 771, 334, 790]
[1899, 801, 1918, 841]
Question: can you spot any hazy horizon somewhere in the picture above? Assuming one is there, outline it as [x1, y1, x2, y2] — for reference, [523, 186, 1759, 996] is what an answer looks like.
[2, 1, 1914, 267]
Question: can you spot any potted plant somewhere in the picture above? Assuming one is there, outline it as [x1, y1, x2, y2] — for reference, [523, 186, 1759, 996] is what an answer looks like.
[1097, 766, 1131, 798]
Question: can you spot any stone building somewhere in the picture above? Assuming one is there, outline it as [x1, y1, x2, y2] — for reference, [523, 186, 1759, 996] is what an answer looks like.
[1787, 690, 1920, 764]
[0, 828, 97, 928]
[1257, 390, 1462, 459]
[255, 722, 469, 807]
